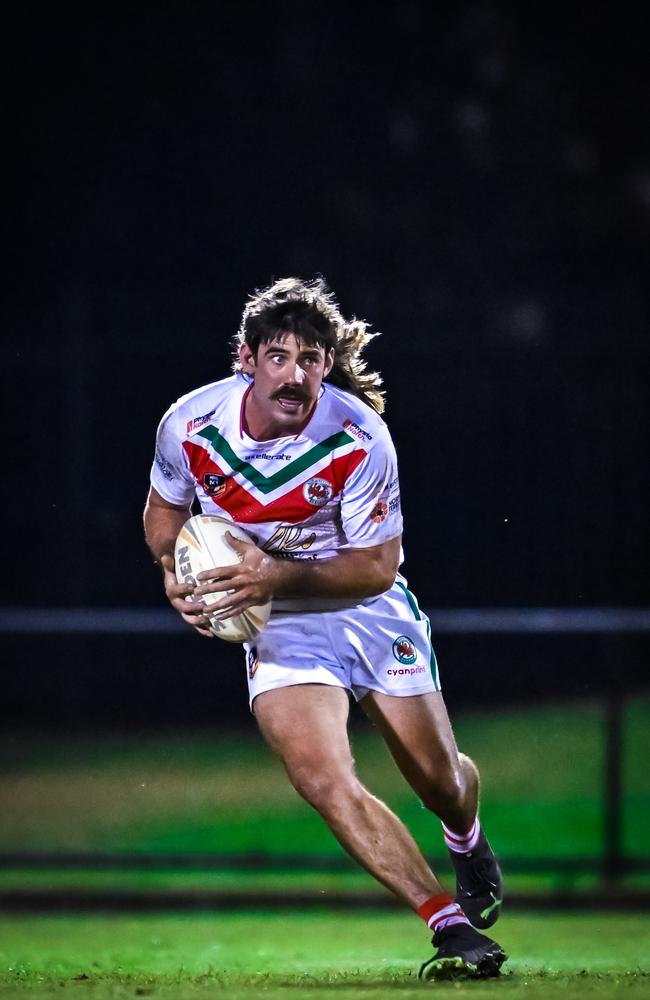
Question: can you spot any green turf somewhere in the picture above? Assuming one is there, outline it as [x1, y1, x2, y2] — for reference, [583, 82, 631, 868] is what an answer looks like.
[1, 698, 649, 863]
[0, 911, 648, 999]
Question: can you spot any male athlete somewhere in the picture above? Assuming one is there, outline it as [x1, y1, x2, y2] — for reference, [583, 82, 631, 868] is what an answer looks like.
[143, 277, 506, 980]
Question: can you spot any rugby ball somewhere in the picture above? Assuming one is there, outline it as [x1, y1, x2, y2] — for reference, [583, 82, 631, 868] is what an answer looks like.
[174, 515, 271, 643]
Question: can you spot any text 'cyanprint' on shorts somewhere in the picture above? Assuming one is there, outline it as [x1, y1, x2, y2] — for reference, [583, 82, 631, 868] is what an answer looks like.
[243, 575, 441, 709]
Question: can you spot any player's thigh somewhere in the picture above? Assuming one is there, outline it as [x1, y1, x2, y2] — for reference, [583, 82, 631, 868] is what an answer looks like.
[360, 690, 463, 797]
[254, 683, 355, 780]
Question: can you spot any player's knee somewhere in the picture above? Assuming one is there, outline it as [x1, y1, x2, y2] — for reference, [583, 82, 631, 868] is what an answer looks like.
[419, 766, 466, 814]
[288, 763, 358, 813]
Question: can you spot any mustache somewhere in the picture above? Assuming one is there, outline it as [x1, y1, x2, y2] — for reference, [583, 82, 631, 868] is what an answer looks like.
[272, 387, 310, 402]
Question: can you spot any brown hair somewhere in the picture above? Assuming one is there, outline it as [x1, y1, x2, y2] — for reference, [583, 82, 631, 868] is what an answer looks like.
[232, 276, 385, 414]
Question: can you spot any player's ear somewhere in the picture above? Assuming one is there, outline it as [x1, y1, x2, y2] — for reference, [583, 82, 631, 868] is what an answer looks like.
[323, 348, 335, 378]
[239, 343, 256, 374]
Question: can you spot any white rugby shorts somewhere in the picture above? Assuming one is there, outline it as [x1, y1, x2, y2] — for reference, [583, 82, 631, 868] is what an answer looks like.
[243, 577, 441, 708]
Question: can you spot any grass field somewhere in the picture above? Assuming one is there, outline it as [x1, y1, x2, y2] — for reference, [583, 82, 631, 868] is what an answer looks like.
[1, 698, 649, 865]
[1, 910, 649, 999]
[1, 701, 649, 996]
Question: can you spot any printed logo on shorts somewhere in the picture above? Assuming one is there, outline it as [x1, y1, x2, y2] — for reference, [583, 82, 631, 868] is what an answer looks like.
[247, 648, 260, 679]
[303, 477, 333, 506]
[370, 500, 388, 524]
[203, 473, 227, 497]
[392, 635, 417, 665]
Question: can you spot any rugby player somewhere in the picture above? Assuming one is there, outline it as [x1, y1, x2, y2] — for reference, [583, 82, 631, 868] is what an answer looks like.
[143, 277, 506, 980]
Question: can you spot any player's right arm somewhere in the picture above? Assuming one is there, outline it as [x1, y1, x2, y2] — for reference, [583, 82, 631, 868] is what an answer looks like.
[146, 402, 215, 637]
[144, 489, 214, 638]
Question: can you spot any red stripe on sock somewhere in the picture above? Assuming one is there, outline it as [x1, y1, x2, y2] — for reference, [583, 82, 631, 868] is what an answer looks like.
[444, 831, 467, 845]
[416, 893, 454, 925]
[443, 818, 477, 841]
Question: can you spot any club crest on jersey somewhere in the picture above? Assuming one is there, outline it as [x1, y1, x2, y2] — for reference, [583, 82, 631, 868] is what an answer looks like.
[303, 477, 333, 507]
[370, 500, 388, 524]
[203, 473, 227, 496]
[247, 648, 260, 679]
[392, 635, 417, 665]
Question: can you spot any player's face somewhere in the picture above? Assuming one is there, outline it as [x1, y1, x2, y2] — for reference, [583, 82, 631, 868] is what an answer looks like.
[240, 333, 334, 440]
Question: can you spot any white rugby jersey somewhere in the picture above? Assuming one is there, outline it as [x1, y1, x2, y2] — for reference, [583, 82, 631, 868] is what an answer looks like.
[151, 374, 403, 610]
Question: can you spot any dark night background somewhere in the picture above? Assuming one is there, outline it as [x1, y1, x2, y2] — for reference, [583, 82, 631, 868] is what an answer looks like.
[3, 2, 649, 725]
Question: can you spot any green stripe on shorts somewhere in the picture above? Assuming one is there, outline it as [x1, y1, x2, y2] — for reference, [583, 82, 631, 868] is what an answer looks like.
[395, 581, 440, 691]
[395, 580, 421, 619]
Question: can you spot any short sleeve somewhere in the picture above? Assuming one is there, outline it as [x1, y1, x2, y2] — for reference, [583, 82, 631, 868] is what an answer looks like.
[149, 406, 196, 505]
[340, 431, 403, 547]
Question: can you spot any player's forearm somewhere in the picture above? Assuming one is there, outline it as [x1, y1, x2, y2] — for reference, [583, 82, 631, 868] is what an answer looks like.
[269, 544, 398, 600]
[143, 500, 190, 566]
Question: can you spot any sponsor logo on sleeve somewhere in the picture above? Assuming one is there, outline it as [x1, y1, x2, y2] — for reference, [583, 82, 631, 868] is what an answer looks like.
[155, 450, 175, 481]
[388, 494, 401, 514]
[303, 477, 334, 507]
[391, 635, 417, 665]
[343, 418, 373, 442]
[203, 473, 227, 497]
[370, 500, 389, 524]
[187, 409, 216, 435]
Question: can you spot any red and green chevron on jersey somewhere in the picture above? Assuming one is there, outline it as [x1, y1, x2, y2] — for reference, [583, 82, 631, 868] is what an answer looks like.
[196, 425, 355, 494]
[183, 433, 367, 524]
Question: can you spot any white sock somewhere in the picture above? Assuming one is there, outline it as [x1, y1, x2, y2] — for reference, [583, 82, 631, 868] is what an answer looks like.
[417, 893, 471, 932]
[442, 815, 481, 854]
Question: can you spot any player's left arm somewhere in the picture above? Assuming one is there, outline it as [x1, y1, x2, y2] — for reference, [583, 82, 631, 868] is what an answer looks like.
[193, 533, 402, 618]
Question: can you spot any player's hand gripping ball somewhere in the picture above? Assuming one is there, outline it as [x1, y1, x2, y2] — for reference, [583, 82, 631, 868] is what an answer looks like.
[174, 515, 271, 642]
